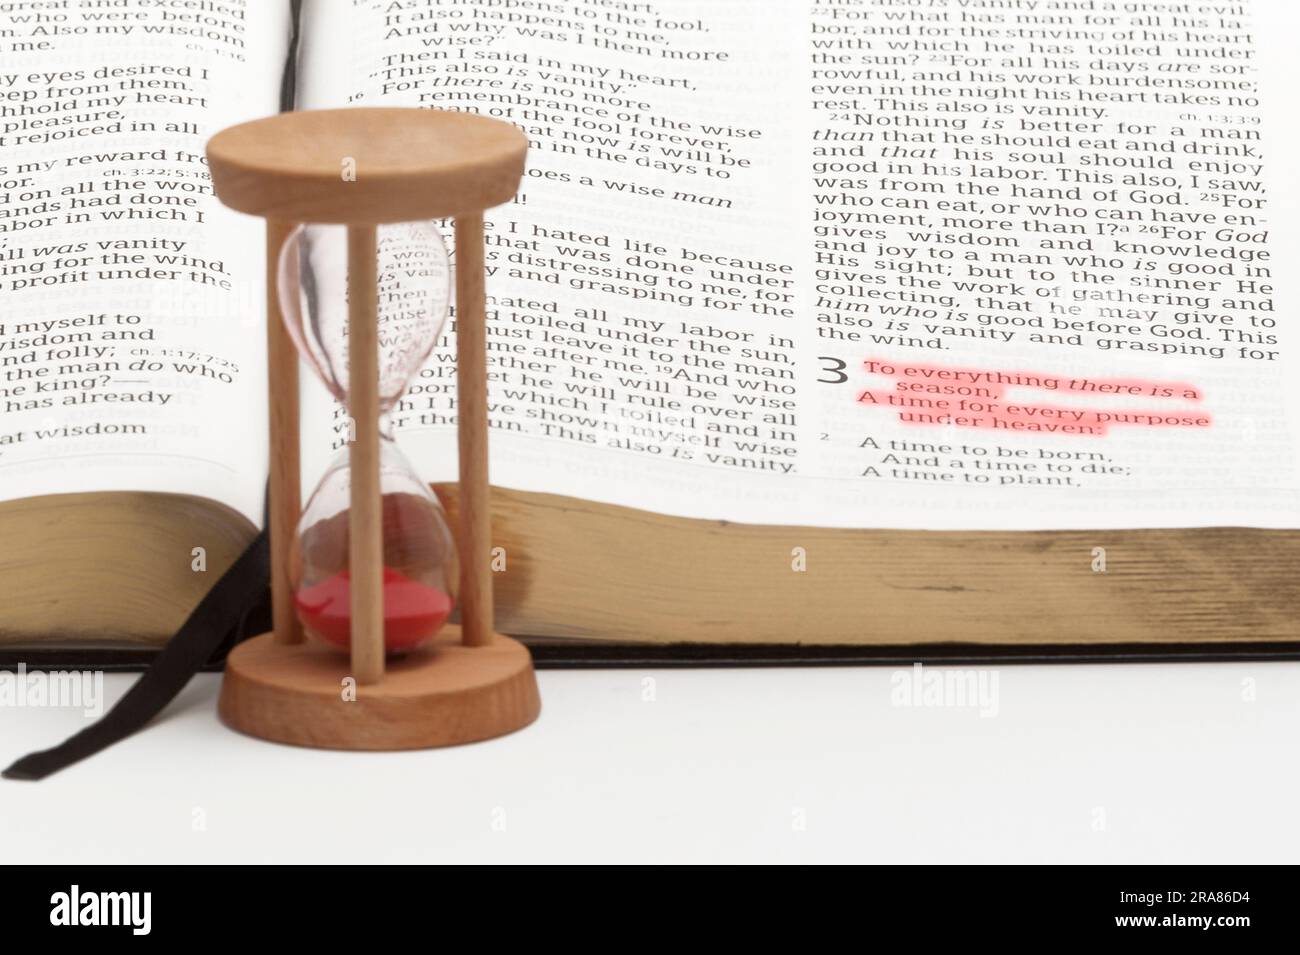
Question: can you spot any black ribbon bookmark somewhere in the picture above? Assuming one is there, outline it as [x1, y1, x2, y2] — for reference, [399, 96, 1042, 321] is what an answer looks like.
[2, 527, 270, 781]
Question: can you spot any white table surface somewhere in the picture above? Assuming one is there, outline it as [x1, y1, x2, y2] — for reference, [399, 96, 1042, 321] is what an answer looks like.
[3, 661, 1297, 864]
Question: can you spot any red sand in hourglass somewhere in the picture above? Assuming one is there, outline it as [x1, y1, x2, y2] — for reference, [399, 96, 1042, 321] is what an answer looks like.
[294, 567, 453, 653]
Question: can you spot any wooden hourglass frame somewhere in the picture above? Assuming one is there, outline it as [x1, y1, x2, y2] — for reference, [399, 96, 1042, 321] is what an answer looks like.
[205, 108, 540, 749]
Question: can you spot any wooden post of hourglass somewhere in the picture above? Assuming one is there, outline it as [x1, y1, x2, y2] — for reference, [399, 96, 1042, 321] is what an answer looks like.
[453, 213, 493, 649]
[206, 108, 541, 750]
[346, 224, 385, 684]
[265, 218, 303, 648]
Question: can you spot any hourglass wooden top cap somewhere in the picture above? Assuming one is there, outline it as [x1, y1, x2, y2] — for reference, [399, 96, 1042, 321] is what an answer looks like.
[206, 108, 527, 223]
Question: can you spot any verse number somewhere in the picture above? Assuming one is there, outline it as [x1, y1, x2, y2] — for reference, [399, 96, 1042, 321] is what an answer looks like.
[817, 357, 848, 384]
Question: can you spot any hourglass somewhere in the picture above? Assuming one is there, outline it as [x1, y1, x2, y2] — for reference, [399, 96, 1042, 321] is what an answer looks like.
[205, 108, 540, 750]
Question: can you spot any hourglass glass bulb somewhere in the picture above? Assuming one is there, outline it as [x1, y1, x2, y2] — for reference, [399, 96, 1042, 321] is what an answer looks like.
[278, 220, 452, 413]
[278, 221, 458, 654]
[292, 441, 459, 653]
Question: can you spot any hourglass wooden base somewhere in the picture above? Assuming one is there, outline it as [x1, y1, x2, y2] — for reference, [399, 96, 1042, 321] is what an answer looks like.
[219, 628, 540, 750]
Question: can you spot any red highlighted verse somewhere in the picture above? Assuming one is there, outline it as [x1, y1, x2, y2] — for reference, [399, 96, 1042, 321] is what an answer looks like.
[857, 359, 1210, 436]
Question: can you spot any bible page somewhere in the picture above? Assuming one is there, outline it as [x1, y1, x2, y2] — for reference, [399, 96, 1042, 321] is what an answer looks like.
[296, 0, 1300, 530]
[0, 0, 291, 523]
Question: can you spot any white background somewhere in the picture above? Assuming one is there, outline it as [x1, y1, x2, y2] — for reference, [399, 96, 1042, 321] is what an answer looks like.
[2, 661, 1297, 864]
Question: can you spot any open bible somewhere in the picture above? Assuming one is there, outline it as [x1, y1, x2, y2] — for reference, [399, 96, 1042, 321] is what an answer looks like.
[2, 0, 1299, 661]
